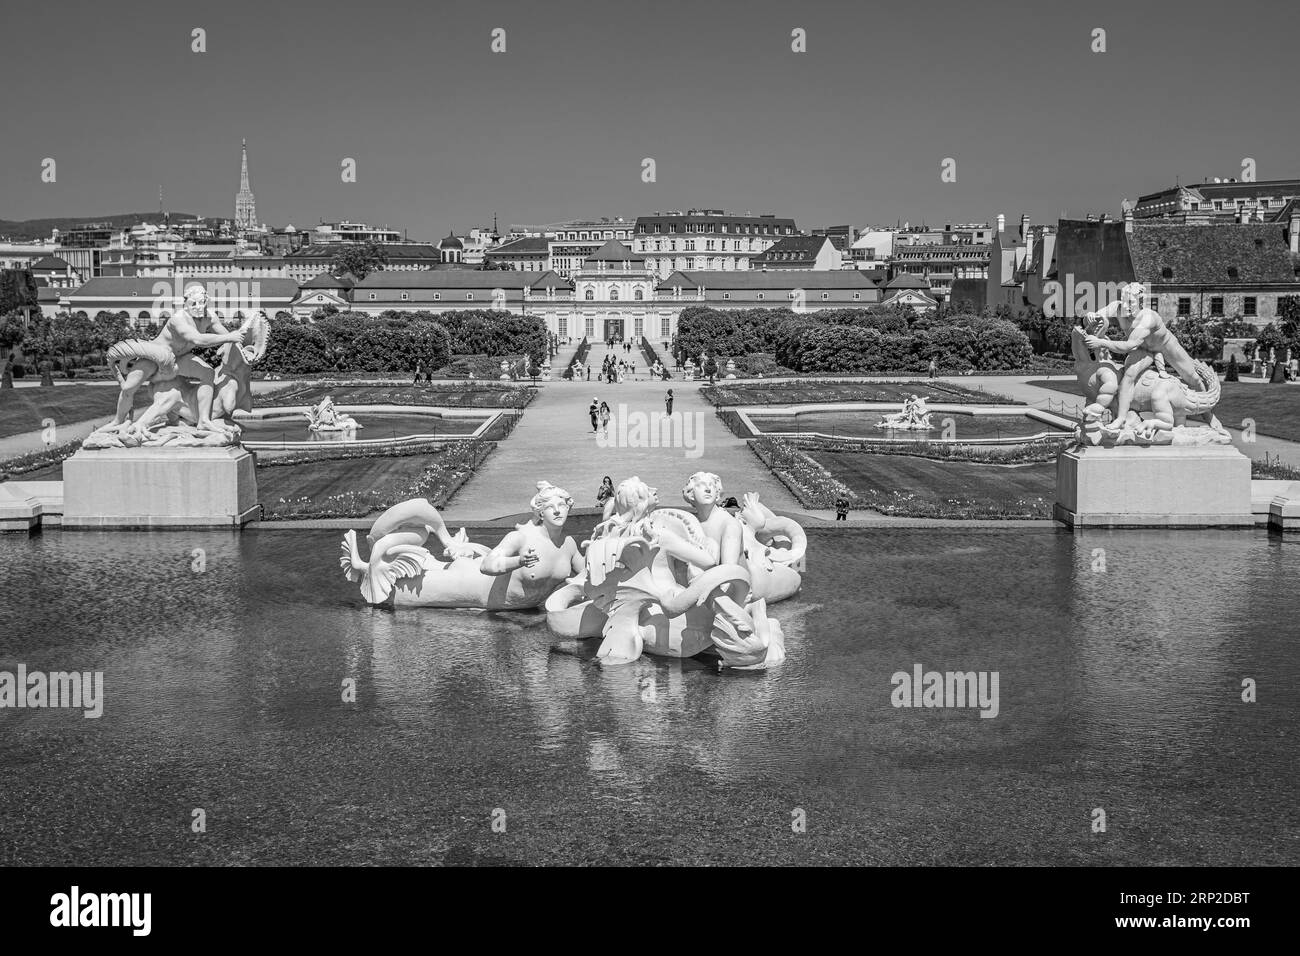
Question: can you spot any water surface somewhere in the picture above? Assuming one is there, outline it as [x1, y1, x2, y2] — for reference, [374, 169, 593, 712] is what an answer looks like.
[0, 528, 1295, 865]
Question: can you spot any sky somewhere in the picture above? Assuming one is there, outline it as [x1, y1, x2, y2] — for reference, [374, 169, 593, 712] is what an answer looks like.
[2, 0, 1297, 239]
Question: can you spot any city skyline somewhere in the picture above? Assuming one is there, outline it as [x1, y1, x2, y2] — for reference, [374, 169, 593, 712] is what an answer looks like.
[2, 0, 1297, 236]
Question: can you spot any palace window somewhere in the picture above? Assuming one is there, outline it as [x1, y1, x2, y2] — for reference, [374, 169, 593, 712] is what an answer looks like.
[822, 293, 829, 300]
[1177, 297, 1191, 316]
[1210, 296, 1224, 316]
[369, 293, 376, 300]
[757, 293, 764, 300]
[467, 293, 474, 300]
[1245, 296, 1258, 316]
[559, 316, 568, 336]
[433, 293, 440, 300]
[610, 288, 620, 300]
[634, 317, 643, 337]
[853, 292, 861, 300]
[661, 316, 670, 338]
[586, 316, 595, 336]
[723, 293, 730, 300]
[634, 289, 644, 300]
[585, 289, 594, 300]
[400, 292, 409, 301]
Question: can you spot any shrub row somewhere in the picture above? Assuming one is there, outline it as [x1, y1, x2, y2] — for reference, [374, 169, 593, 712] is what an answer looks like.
[673, 306, 1033, 374]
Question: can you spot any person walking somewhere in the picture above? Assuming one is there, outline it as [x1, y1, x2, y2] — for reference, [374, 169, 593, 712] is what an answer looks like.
[589, 397, 599, 432]
[835, 494, 850, 521]
[599, 400, 611, 437]
[665, 388, 674, 415]
[413, 361, 422, 386]
[928, 356, 937, 380]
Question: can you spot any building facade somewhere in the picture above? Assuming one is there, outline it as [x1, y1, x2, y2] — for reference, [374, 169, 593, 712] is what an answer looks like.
[631, 210, 798, 279]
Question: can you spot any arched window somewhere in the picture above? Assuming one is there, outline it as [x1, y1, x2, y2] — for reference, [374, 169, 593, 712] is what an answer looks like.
[610, 287, 620, 300]
[634, 289, 644, 301]
[137, 311, 150, 320]
[585, 288, 594, 300]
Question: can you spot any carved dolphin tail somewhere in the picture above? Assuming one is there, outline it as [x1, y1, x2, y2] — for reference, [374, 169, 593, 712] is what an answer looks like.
[1183, 361, 1222, 413]
[340, 528, 429, 605]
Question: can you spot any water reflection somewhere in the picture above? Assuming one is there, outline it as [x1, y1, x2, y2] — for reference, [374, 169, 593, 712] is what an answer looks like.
[1, 527, 1296, 865]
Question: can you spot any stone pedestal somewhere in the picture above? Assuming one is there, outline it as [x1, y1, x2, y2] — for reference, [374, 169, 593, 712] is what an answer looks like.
[1054, 444, 1252, 529]
[63, 445, 259, 529]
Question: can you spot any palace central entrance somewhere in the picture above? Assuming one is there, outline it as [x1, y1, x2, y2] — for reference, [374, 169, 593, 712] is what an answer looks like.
[603, 318, 625, 342]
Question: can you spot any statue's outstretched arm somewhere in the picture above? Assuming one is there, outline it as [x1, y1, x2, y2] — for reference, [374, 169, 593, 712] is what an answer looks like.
[481, 531, 530, 575]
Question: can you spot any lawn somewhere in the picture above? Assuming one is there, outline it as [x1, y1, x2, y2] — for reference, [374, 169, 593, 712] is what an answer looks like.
[1027, 378, 1300, 442]
[257, 455, 433, 508]
[703, 380, 1021, 407]
[0, 385, 135, 439]
[265, 383, 532, 408]
[809, 449, 1056, 518]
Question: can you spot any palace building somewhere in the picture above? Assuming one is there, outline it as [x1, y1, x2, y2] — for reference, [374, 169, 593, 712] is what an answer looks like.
[291, 246, 883, 344]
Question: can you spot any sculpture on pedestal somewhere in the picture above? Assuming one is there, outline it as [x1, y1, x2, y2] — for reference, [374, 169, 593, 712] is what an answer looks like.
[1074, 283, 1229, 445]
[305, 395, 361, 433]
[877, 395, 933, 431]
[83, 288, 268, 449]
[545, 474, 801, 669]
[340, 482, 583, 608]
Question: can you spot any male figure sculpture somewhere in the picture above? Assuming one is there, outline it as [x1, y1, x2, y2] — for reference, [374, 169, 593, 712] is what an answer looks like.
[113, 285, 245, 430]
[1083, 282, 1205, 430]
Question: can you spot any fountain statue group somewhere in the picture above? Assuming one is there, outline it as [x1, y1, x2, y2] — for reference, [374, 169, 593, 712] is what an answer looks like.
[83, 286, 268, 449]
[305, 396, 361, 433]
[1073, 282, 1230, 445]
[340, 473, 805, 669]
[876, 394, 932, 431]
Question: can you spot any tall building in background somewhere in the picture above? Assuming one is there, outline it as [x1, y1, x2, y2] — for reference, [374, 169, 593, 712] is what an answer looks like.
[234, 139, 257, 234]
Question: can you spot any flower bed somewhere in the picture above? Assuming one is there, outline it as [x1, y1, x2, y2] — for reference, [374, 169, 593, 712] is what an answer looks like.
[260, 439, 495, 519]
[0, 438, 84, 481]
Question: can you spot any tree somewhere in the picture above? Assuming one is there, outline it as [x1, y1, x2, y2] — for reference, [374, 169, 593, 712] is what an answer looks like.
[480, 258, 509, 271]
[329, 241, 389, 280]
[0, 311, 25, 388]
[0, 269, 39, 317]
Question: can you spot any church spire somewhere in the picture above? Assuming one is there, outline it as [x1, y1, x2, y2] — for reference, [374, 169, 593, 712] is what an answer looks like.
[235, 138, 257, 234]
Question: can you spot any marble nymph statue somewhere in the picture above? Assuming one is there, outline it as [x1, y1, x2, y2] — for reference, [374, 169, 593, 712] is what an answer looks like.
[340, 474, 806, 670]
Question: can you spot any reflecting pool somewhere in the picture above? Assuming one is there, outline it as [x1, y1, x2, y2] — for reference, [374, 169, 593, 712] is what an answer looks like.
[0, 528, 1296, 865]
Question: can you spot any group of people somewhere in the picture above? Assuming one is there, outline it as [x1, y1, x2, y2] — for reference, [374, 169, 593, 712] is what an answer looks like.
[599, 352, 635, 383]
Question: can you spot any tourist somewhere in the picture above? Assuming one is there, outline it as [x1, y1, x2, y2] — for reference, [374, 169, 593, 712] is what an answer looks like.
[665, 388, 674, 415]
[589, 398, 599, 432]
[835, 495, 850, 521]
[928, 357, 937, 380]
[599, 400, 611, 436]
[425, 370, 433, 384]
[585, 366, 591, 381]
[413, 362, 422, 386]
[596, 475, 615, 509]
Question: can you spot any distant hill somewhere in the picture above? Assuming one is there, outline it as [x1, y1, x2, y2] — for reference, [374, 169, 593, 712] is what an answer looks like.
[0, 212, 202, 241]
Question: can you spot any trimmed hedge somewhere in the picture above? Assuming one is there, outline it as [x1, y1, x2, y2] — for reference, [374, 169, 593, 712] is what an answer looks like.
[675, 306, 1032, 374]
[262, 309, 547, 376]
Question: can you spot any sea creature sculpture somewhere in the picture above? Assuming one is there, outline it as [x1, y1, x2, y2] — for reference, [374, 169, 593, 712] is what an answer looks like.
[340, 482, 583, 608]
[546, 476, 790, 669]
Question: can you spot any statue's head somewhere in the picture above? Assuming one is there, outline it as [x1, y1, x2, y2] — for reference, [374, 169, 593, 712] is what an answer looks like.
[682, 471, 723, 508]
[1120, 282, 1151, 314]
[184, 284, 208, 314]
[530, 481, 573, 527]
[614, 476, 655, 520]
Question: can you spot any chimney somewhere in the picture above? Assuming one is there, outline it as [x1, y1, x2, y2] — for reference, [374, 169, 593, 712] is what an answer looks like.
[1019, 213, 1030, 240]
[1124, 205, 1134, 234]
[1290, 208, 1300, 254]
[996, 213, 1005, 233]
